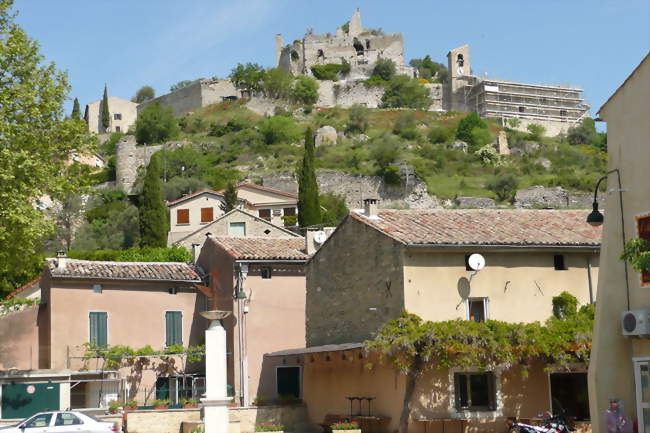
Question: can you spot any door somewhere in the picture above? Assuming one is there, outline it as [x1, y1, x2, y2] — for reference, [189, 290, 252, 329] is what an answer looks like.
[277, 366, 300, 399]
[635, 358, 650, 433]
[1, 383, 60, 419]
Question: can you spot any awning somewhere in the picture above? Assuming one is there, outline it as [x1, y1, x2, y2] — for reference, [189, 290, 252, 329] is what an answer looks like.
[266, 342, 364, 357]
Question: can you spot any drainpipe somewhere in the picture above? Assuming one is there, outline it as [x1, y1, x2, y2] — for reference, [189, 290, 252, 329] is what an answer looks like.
[235, 265, 249, 407]
[586, 256, 594, 305]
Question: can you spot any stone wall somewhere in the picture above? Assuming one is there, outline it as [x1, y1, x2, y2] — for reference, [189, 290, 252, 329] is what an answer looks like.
[229, 404, 314, 433]
[514, 186, 598, 209]
[261, 170, 439, 210]
[115, 136, 163, 194]
[245, 97, 291, 117]
[137, 80, 240, 117]
[125, 408, 201, 433]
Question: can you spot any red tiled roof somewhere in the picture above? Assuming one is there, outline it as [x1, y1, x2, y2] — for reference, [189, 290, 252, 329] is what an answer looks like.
[46, 259, 202, 282]
[5, 277, 41, 299]
[350, 209, 602, 247]
[210, 237, 309, 260]
[166, 189, 223, 207]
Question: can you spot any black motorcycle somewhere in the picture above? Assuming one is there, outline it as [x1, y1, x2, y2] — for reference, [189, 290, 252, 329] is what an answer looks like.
[507, 412, 574, 433]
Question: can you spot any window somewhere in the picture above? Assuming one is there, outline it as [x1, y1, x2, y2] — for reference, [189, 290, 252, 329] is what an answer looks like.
[89, 312, 107, 347]
[24, 413, 53, 428]
[258, 209, 271, 221]
[467, 298, 488, 323]
[113, 113, 122, 120]
[165, 311, 182, 346]
[518, 106, 526, 113]
[550, 373, 589, 421]
[92, 284, 102, 294]
[554, 255, 567, 270]
[454, 372, 496, 411]
[283, 207, 296, 217]
[277, 366, 300, 399]
[168, 287, 178, 295]
[115, 126, 121, 132]
[228, 222, 246, 237]
[177, 208, 189, 224]
[200, 207, 214, 223]
[55, 413, 83, 426]
[261, 267, 272, 279]
[560, 109, 567, 117]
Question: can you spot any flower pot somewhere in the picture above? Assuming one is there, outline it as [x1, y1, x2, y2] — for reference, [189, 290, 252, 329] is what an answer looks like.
[108, 408, 119, 414]
[184, 404, 199, 409]
[154, 405, 169, 410]
[124, 406, 138, 411]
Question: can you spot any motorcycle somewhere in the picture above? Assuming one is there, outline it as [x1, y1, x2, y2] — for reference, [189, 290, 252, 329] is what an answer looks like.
[507, 411, 574, 433]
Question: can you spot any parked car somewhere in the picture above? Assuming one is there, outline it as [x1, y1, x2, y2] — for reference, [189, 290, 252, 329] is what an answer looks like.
[0, 411, 117, 432]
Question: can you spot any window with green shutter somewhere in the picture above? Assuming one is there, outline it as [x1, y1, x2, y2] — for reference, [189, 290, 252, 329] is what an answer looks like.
[166, 311, 183, 346]
[89, 312, 107, 347]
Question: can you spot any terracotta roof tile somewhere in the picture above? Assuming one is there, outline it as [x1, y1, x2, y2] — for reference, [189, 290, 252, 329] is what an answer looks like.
[350, 209, 601, 247]
[210, 237, 309, 260]
[46, 259, 202, 282]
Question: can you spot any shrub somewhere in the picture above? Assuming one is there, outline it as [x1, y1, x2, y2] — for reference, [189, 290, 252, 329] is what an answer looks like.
[346, 104, 369, 134]
[381, 75, 431, 109]
[208, 118, 247, 137]
[258, 116, 302, 145]
[372, 58, 397, 81]
[428, 125, 455, 144]
[320, 193, 349, 226]
[486, 173, 518, 203]
[393, 112, 418, 140]
[527, 123, 546, 141]
[263, 68, 293, 99]
[291, 76, 319, 105]
[382, 165, 402, 185]
[256, 423, 284, 432]
[370, 134, 401, 171]
[68, 245, 191, 262]
[310, 64, 344, 81]
[469, 126, 494, 151]
[456, 113, 487, 144]
[132, 85, 155, 103]
[331, 422, 359, 430]
[135, 103, 179, 144]
[552, 292, 578, 319]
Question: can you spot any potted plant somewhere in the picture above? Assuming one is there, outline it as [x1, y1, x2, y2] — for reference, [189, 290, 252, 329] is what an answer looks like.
[277, 394, 300, 406]
[182, 398, 199, 409]
[255, 422, 284, 433]
[190, 426, 205, 433]
[227, 397, 238, 408]
[152, 398, 171, 409]
[331, 421, 361, 433]
[124, 399, 138, 411]
[107, 400, 122, 414]
[252, 395, 268, 407]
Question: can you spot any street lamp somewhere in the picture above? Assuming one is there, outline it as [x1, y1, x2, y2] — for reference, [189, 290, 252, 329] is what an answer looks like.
[586, 169, 620, 226]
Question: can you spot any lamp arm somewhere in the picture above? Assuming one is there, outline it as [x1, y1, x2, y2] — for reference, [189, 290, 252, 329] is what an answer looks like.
[592, 169, 619, 204]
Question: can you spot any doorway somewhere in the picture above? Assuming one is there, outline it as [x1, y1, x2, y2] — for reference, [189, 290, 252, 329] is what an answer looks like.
[550, 372, 590, 421]
[277, 366, 300, 399]
[634, 358, 650, 432]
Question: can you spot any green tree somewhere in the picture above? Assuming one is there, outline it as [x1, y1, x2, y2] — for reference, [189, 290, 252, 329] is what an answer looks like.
[370, 134, 402, 171]
[297, 128, 321, 227]
[486, 172, 518, 203]
[346, 104, 369, 134]
[135, 103, 179, 144]
[220, 182, 239, 213]
[320, 193, 348, 226]
[393, 112, 418, 140]
[258, 115, 302, 145]
[567, 118, 606, 150]
[456, 112, 487, 144]
[229, 62, 265, 95]
[381, 75, 431, 109]
[132, 85, 155, 103]
[262, 67, 293, 99]
[527, 123, 546, 141]
[291, 75, 319, 105]
[100, 84, 110, 130]
[71, 97, 81, 120]
[139, 155, 168, 247]
[0, 0, 94, 296]
[372, 58, 396, 81]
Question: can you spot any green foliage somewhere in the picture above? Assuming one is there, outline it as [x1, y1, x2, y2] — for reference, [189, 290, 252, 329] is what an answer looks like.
[256, 423, 284, 432]
[320, 193, 348, 226]
[486, 172, 518, 202]
[370, 134, 401, 171]
[393, 112, 418, 140]
[298, 128, 321, 227]
[170, 79, 200, 92]
[552, 292, 578, 319]
[68, 245, 191, 262]
[101, 131, 124, 155]
[382, 165, 402, 185]
[346, 104, 369, 134]
[331, 422, 359, 431]
[135, 103, 179, 144]
[263, 68, 292, 99]
[229, 62, 265, 94]
[340, 59, 351, 75]
[372, 58, 396, 81]
[132, 85, 155, 103]
[428, 125, 455, 144]
[381, 75, 431, 109]
[409, 55, 449, 83]
[310, 64, 344, 81]
[220, 182, 238, 213]
[0, 297, 40, 315]
[0, 1, 94, 296]
[82, 341, 204, 371]
[71, 97, 81, 120]
[567, 118, 607, 150]
[208, 118, 246, 137]
[621, 238, 650, 273]
[291, 75, 319, 105]
[101, 85, 110, 129]
[139, 155, 168, 247]
[258, 116, 302, 145]
[470, 126, 494, 151]
[456, 112, 487, 144]
[527, 123, 546, 141]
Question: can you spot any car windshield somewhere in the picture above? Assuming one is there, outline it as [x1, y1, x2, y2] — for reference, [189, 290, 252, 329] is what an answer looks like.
[23, 413, 52, 427]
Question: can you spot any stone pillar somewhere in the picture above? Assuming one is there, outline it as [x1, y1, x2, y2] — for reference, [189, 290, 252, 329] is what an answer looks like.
[200, 311, 231, 433]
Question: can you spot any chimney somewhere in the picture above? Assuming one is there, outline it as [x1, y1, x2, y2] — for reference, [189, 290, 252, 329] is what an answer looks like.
[191, 243, 200, 263]
[363, 198, 378, 218]
[306, 229, 318, 256]
[56, 250, 67, 269]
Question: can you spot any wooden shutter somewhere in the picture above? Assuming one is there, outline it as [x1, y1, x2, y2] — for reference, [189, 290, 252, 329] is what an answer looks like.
[166, 311, 182, 346]
[258, 209, 271, 221]
[201, 207, 214, 223]
[89, 312, 107, 347]
[283, 207, 296, 216]
[488, 372, 497, 410]
[177, 209, 189, 224]
[637, 213, 650, 285]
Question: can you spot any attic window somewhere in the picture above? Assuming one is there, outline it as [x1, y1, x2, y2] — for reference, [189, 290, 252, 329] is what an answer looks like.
[261, 267, 272, 279]
[554, 255, 567, 271]
[168, 287, 178, 295]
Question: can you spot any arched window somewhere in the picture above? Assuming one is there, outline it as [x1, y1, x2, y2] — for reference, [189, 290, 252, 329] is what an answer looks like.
[457, 53, 464, 67]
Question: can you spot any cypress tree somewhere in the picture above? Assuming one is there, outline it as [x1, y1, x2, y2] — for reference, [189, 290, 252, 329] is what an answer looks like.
[71, 97, 81, 120]
[100, 85, 110, 131]
[297, 127, 321, 227]
[220, 182, 239, 213]
[139, 154, 168, 247]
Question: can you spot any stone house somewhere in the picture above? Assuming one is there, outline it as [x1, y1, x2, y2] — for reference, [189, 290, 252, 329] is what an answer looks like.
[269, 203, 602, 432]
[0, 258, 206, 419]
[588, 54, 650, 430]
[196, 235, 310, 407]
[84, 96, 138, 134]
[167, 183, 299, 245]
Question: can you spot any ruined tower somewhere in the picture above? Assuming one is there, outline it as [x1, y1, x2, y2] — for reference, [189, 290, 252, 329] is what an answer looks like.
[348, 8, 363, 36]
[275, 34, 284, 67]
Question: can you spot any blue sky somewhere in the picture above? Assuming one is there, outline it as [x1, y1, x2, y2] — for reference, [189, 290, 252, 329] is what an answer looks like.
[13, 0, 650, 122]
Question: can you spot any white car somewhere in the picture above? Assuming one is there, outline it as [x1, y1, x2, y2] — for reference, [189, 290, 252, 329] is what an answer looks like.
[0, 411, 117, 432]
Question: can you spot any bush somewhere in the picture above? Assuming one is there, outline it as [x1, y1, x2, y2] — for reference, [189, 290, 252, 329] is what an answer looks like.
[68, 245, 191, 262]
[208, 118, 247, 137]
[310, 64, 345, 81]
[456, 113, 487, 144]
[428, 125, 455, 144]
[346, 104, 369, 134]
[372, 58, 396, 81]
[135, 103, 179, 144]
[101, 131, 125, 155]
[258, 116, 302, 145]
[291, 76, 319, 105]
[132, 85, 155, 103]
[527, 123, 546, 141]
[567, 118, 606, 150]
[381, 75, 431, 109]
[469, 126, 494, 151]
[320, 193, 349, 226]
[370, 134, 401, 171]
[393, 112, 418, 140]
[485, 173, 518, 203]
[382, 165, 402, 185]
[552, 292, 578, 319]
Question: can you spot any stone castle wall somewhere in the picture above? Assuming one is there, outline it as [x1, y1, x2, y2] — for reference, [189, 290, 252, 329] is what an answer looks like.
[137, 80, 239, 117]
[115, 136, 163, 194]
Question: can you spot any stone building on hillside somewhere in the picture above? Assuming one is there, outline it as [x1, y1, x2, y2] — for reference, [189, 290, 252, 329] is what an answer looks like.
[84, 96, 138, 134]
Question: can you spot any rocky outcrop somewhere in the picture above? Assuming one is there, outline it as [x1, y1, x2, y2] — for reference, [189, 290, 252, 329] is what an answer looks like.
[455, 196, 496, 209]
[315, 126, 337, 146]
[514, 186, 599, 209]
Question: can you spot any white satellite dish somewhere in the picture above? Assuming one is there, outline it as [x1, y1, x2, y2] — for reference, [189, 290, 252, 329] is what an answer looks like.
[313, 231, 327, 244]
[467, 253, 486, 271]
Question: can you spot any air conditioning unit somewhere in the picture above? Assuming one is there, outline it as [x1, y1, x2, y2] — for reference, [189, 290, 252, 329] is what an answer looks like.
[622, 309, 650, 337]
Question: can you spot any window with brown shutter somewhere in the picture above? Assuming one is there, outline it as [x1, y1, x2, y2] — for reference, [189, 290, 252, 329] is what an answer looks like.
[637, 213, 650, 285]
[258, 209, 271, 221]
[283, 207, 296, 216]
[177, 209, 189, 224]
[201, 207, 214, 223]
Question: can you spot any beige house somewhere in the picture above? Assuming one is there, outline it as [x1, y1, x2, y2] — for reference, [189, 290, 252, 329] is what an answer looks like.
[271, 204, 602, 432]
[0, 258, 206, 418]
[197, 236, 309, 407]
[588, 54, 650, 431]
[167, 183, 299, 245]
[84, 96, 138, 134]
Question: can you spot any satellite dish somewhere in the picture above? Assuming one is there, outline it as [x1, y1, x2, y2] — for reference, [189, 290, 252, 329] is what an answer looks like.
[313, 231, 327, 244]
[468, 253, 486, 271]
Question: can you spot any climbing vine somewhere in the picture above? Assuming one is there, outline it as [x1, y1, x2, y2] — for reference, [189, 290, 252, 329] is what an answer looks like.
[82, 343, 205, 371]
[621, 238, 650, 273]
